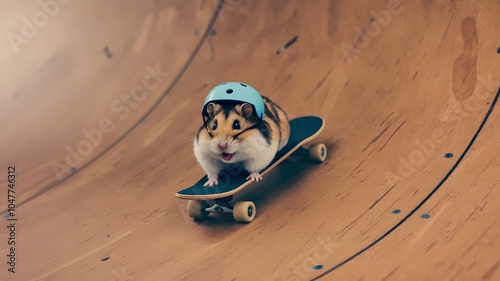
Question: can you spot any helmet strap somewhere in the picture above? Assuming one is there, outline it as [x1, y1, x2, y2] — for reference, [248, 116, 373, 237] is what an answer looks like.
[202, 113, 263, 140]
[232, 116, 263, 140]
[202, 115, 214, 138]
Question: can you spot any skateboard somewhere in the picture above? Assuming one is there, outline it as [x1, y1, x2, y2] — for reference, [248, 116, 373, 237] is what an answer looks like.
[175, 116, 326, 223]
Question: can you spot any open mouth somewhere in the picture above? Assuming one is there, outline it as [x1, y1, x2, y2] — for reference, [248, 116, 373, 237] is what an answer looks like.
[222, 153, 234, 161]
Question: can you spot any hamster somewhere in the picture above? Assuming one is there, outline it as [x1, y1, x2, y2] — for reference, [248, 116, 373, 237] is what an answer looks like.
[194, 96, 290, 187]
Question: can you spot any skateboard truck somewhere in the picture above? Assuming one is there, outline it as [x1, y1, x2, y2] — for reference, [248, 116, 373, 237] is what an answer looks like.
[205, 196, 234, 213]
[205, 204, 233, 214]
[187, 198, 257, 223]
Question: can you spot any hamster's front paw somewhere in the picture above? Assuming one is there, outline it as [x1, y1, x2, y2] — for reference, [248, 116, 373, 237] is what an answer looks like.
[204, 174, 219, 187]
[246, 172, 263, 182]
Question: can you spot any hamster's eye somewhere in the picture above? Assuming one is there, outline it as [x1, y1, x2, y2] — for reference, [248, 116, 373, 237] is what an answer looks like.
[232, 120, 240, 130]
[212, 120, 218, 130]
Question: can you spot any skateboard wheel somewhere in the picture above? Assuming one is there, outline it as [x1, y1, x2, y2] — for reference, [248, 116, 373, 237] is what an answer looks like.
[309, 143, 327, 162]
[233, 201, 256, 223]
[187, 200, 209, 219]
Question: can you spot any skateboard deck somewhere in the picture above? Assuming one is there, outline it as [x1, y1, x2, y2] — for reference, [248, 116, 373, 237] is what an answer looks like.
[176, 116, 325, 200]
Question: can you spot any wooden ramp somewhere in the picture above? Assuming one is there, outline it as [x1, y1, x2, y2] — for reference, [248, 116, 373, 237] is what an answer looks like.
[1, 0, 499, 280]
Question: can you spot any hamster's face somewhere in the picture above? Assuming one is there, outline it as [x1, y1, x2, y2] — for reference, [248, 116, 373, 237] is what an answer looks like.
[198, 102, 259, 164]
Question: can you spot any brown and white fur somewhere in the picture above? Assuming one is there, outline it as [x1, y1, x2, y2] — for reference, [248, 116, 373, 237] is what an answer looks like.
[194, 96, 290, 187]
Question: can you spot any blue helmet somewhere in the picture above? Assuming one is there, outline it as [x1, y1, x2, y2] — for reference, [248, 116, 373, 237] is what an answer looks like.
[202, 82, 265, 120]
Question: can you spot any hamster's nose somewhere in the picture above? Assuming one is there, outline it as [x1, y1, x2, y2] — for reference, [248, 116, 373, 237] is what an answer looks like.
[218, 143, 228, 150]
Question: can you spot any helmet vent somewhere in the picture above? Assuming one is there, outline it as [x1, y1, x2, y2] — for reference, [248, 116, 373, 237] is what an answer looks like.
[226, 89, 234, 94]
[240, 83, 247, 87]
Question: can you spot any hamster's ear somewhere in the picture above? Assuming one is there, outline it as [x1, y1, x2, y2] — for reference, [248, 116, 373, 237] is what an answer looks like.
[241, 103, 253, 119]
[206, 102, 216, 118]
